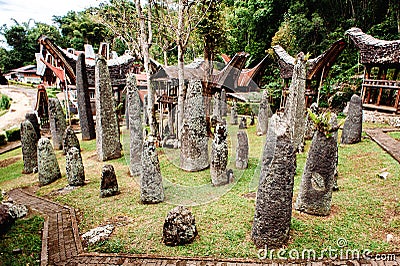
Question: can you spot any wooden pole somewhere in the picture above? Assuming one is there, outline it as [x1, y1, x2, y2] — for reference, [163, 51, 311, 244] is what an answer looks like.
[316, 66, 326, 107]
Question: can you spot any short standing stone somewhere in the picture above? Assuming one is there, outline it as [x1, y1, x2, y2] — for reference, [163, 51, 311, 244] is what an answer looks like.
[127, 74, 143, 176]
[295, 114, 338, 216]
[140, 137, 164, 203]
[341, 94, 362, 144]
[221, 88, 227, 117]
[48, 98, 67, 150]
[37, 137, 61, 186]
[252, 115, 296, 248]
[211, 123, 229, 186]
[257, 90, 269, 135]
[162, 206, 197, 246]
[230, 102, 238, 125]
[180, 80, 209, 171]
[25, 112, 40, 141]
[100, 164, 119, 197]
[20, 120, 38, 174]
[239, 117, 247, 129]
[63, 127, 80, 155]
[66, 147, 85, 186]
[95, 55, 122, 161]
[213, 91, 221, 120]
[236, 130, 248, 169]
[76, 53, 96, 140]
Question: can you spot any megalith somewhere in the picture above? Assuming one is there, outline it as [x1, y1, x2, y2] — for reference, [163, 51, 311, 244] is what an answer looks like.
[100, 164, 119, 197]
[95, 55, 122, 161]
[48, 98, 67, 150]
[66, 147, 85, 186]
[140, 137, 164, 204]
[37, 137, 61, 186]
[20, 120, 38, 173]
[341, 94, 363, 144]
[180, 80, 209, 171]
[25, 112, 40, 141]
[76, 53, 96, 140]
[63, 126, 80, 155]
[257, 90, 269, 135]
[230, 102, 238, 125]
[210, 123, 229, 186]
[162, 206, 197, 246]
[295, 112, 339, 216]
[252, 114, 296, 248]
[221, 88, 227, 117]
[236, 130, 248, 169]
[127, 74, 143, 176]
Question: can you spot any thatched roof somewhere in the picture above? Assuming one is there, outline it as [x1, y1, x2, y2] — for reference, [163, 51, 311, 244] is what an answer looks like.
[273, 39, 347, 80]
[346, 27, 400, 65]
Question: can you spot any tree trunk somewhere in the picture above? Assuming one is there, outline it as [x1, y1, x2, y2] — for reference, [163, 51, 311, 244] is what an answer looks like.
[177, 43, 186, 139]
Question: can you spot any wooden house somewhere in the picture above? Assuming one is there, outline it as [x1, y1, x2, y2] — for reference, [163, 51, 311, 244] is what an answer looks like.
[346, 27, 400, 113]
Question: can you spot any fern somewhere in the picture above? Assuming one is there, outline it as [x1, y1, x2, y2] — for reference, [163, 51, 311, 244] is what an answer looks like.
[307, 109, 340, 138]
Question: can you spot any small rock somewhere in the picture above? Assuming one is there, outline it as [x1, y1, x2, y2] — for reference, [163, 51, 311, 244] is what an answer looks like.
[386, 234, 394, 243]
[81, 224, 114, 245]
[378, 171, 389, 180]
[12, 248, 22, 254]
[3, 203, 28, 219]
[162, 206, 197, 246]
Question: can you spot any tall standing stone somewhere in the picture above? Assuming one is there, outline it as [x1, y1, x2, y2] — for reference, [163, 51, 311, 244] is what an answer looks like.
[63, 126, 80, 155]
[257, 90, 269, 136]
[213, 92, 221, 120]
[180, 80, 209, 172]
[25, 112, 40, 141]
[37, 137, 61, 186]
[236, 130, 248, 169]
[76, 53, 96, 140]
[211, 123, 229, 186]
[295, 113, 338, 216]
[252, 114, 296, 248]
[284, 52, 307, 152]
[239, 117, 247, 129]
[95, 55, 122, 161]
[20, 120, 38, 174]
[141, 137, 164, 203]
[341, 94, 362, 144]
[48, 98, 67, 150]
[230, 102, 238, 125]
[143, 94, 149, 126]
[100, 164, 119, 197]
[66, 147, 85, 186]
[221, 89, 227, 117]
[127, 74, 143, 176]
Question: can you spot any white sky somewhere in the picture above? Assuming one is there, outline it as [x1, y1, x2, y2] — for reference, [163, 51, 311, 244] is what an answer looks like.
[0, 0, 102, 27]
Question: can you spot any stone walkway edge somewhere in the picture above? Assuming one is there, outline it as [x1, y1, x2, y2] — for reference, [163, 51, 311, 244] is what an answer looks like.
[7, 188, 400, 266]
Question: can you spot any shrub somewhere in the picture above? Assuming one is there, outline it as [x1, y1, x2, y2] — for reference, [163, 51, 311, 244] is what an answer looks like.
[236, 102, 259, 116]
[0, 94, 11, 110]
[0, 132, 7, 146]
[5, 127, 21, 142]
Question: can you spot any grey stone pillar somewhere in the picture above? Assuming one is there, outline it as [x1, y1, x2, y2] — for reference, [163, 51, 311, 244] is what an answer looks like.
[100, 164, 119, 197]
[284, 52, 307, 152]
[140, 137, 164, 203]
[127, 74, 143, 176]
[295, 113, 338, 216]
[76, 53, 96, 140]
[48, 98, 67, 150]
[212, 91, 221, 120]
[230, 102, 238, 125]
[95, 55, 122, 161]
[180, 80, 209, 172]
[20, 120, 38, 174]
[341, 94, 362, 144]
[211, 123, 229, 186]
[37, 137, 61, 186]
[25, 112, 40, 141]
[221, 88, 227, 117]
[143, 94, 149, 126]
[236, 130, 248, 169]
[256, 90, 269, 136]
[63, 126, 80, 155]
[252, 115, 296, 248]
[66, 147, 85, 186]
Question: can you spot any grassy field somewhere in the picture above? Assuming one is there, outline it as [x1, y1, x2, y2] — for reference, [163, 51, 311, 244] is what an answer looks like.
[0, 122, 399, 259]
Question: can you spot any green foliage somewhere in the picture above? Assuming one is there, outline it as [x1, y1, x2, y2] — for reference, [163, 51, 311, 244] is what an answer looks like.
[235, 102, 259, 115]
[307, 109, 342, 138]
[5, 127, 21, 142]
[0, 216, 44, 266]
[0, 93, 11, 110]
[0, 132, 7, 146]
[46, 87, 60, 98]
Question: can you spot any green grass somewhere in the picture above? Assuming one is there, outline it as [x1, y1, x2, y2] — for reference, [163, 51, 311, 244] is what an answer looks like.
[387, 131, 400, 141]
[0, 215, 44, 266]
[0, 122, 399, 259]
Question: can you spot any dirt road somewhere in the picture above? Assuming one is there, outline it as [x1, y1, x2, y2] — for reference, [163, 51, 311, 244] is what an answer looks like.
[0, 85, 37, 131]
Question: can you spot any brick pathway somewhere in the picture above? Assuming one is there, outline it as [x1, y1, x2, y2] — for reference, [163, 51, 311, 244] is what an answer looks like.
[7, 188, 400, 266]
[365, 128, 400, 163]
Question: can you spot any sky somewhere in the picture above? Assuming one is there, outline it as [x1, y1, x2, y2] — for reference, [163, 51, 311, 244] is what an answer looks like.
[0, 0, 101, 28]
